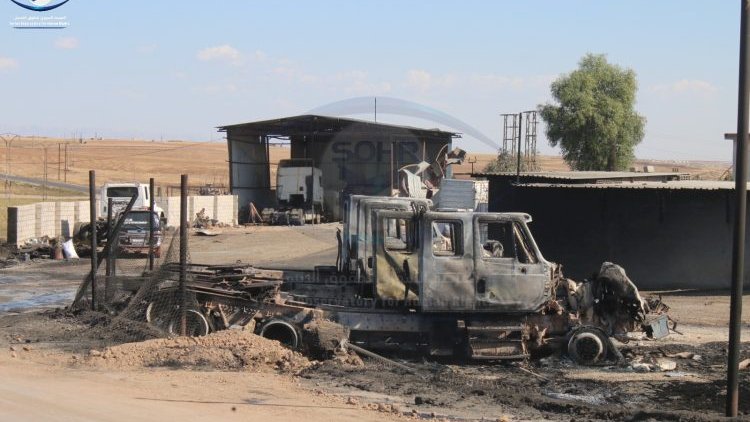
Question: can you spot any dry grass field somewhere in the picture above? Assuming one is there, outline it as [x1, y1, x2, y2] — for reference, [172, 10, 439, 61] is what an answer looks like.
[0, 136, 730, 192]
[453, 152, 731, 180]
[0, 136, 270, 193]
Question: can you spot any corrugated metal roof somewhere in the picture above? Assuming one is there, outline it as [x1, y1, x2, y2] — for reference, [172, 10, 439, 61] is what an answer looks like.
[518, 180, 740, 191]
[473, 171, 686, 180]
[217, 114, 460, 138]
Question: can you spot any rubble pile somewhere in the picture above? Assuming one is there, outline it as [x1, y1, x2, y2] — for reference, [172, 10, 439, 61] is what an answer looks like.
[86, 329, 311, 372]
[193, 208, 230, 229]
[2, 235, 82, 268]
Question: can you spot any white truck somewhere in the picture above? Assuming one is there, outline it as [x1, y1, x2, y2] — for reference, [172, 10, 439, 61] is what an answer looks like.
[100, 182, 165, 224]
[262, 159, 324, 225]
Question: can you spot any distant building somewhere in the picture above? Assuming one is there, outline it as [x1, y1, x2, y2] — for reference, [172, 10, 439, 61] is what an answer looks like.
[219, 115, 458, 221]
[476, 171, 750, 290]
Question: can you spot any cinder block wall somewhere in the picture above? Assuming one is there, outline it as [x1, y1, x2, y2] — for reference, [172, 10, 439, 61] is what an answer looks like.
[156, 195, 238, 227]
[8, 195, 238, 246]
[74, 201, 90, 223]
[55, 202, 76, 239]
[215, 195, 238, 225]
[9, 199, 95, 246]
[7, 204, 36, 245]
[192, 196, 215, 220]
[35, 203, 56, 239]
[156, 197, 182, 227]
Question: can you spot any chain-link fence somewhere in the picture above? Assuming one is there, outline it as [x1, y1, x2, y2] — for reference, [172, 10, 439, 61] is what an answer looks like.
[71, 220, 205, 342]
[70, 212, 279, 345]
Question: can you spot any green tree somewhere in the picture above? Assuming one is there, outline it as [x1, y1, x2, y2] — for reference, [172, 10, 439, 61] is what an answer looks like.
[483, 150, 538, 173]
[538, 54, 645, 171]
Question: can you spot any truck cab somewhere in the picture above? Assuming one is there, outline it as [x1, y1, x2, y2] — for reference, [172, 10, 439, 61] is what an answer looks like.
[101, 182, 165, 224]
[371, 209, 554, 313]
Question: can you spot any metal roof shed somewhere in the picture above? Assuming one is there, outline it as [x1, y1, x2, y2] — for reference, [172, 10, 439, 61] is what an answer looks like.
[218, 115, 459, 221]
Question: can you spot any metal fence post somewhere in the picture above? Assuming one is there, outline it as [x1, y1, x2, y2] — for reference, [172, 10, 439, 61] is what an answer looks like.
[105, 197, 114, 303]
[148, 177, 155, 271]
[180, 174, 188, 336]
[89, 170, 97, 310]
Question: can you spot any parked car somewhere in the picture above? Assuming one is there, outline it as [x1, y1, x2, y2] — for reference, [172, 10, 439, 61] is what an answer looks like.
[117, 209, 163, 258]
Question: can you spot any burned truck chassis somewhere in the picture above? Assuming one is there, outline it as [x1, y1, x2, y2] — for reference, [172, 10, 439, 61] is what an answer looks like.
[138, 260, 669, 365]
[128, 197, 672, 365]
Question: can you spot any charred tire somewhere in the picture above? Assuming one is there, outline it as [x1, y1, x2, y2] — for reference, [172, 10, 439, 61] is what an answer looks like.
[259, 320, 299, 349]
[567, 327, 608, 365]
[145, 300, 173, 329]
[166, 309, 210, 337]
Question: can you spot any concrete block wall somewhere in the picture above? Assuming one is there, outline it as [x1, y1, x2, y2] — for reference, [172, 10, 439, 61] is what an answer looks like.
[191, 196, 215, 220]
[35, 202, 56, 241]
[8, 195, 239, 246]
[9, 199, 93, 246]
[7, 204, 36, 245]
[55, 202, 76, 239]
[215, 195, 238, 225]
[74, 200, 95, 223]
[156, 195, 238, 227]
[156, 197, 181, 227]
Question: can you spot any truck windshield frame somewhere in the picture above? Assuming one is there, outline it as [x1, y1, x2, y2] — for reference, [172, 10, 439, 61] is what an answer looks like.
[122, 211, 160, 229]
[107, 186, 139, 198]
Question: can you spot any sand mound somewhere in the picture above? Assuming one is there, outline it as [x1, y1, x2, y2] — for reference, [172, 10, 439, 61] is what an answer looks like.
[86, 329, 311, 372]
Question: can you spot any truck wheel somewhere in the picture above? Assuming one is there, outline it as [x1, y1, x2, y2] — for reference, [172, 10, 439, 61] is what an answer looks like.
[567, 327, 609, 365]
[145, 301, 171, 329]
[167, 309, 210, 337]
[259, 319, 299, 349]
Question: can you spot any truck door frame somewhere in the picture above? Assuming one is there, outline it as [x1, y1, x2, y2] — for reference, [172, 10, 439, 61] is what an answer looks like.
[419, 211, 475, 312]
[472, 213, 551, 312]
[372, 209, 420, 304]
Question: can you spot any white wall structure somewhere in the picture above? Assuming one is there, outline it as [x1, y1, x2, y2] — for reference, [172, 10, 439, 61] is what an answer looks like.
[433, 179, 489, 212]
[7, 195, 238, 246]
[155, 195, 238, 228]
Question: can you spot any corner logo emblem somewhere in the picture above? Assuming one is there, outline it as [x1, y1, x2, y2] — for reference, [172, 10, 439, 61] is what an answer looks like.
[10, 0, 70, 12]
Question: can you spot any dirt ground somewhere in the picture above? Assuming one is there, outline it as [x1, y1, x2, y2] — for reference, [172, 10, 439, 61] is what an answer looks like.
[1, 224, 749, 421]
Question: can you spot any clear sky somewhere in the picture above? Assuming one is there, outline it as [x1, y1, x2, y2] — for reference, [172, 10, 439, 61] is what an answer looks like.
[0, 0, 741, 161]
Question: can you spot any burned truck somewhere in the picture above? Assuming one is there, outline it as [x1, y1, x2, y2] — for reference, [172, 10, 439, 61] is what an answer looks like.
[141, 195, 670, 365]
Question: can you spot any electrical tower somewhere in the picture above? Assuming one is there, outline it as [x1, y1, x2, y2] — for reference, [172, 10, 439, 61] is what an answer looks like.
[500, 113, 519, 156]
[499, 111, 538, 172]
[523, 110, 538, 171]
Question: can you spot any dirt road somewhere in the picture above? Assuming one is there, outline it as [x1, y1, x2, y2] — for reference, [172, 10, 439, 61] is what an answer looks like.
[0, 355, 393, 422]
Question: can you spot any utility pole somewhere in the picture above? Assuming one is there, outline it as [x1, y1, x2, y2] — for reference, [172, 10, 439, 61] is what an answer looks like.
[468, 156, 477, 174]
[57, 143, 61, 180]
[64, 143, 68, 183]
[43, 146, 48, 200]
[1, 133, 19, 200]
[727, 0, 749, 417]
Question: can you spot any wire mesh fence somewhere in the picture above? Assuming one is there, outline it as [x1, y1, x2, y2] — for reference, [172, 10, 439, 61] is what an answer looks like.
[69, 212, 277, 346]
[70, 222, 213, 344]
